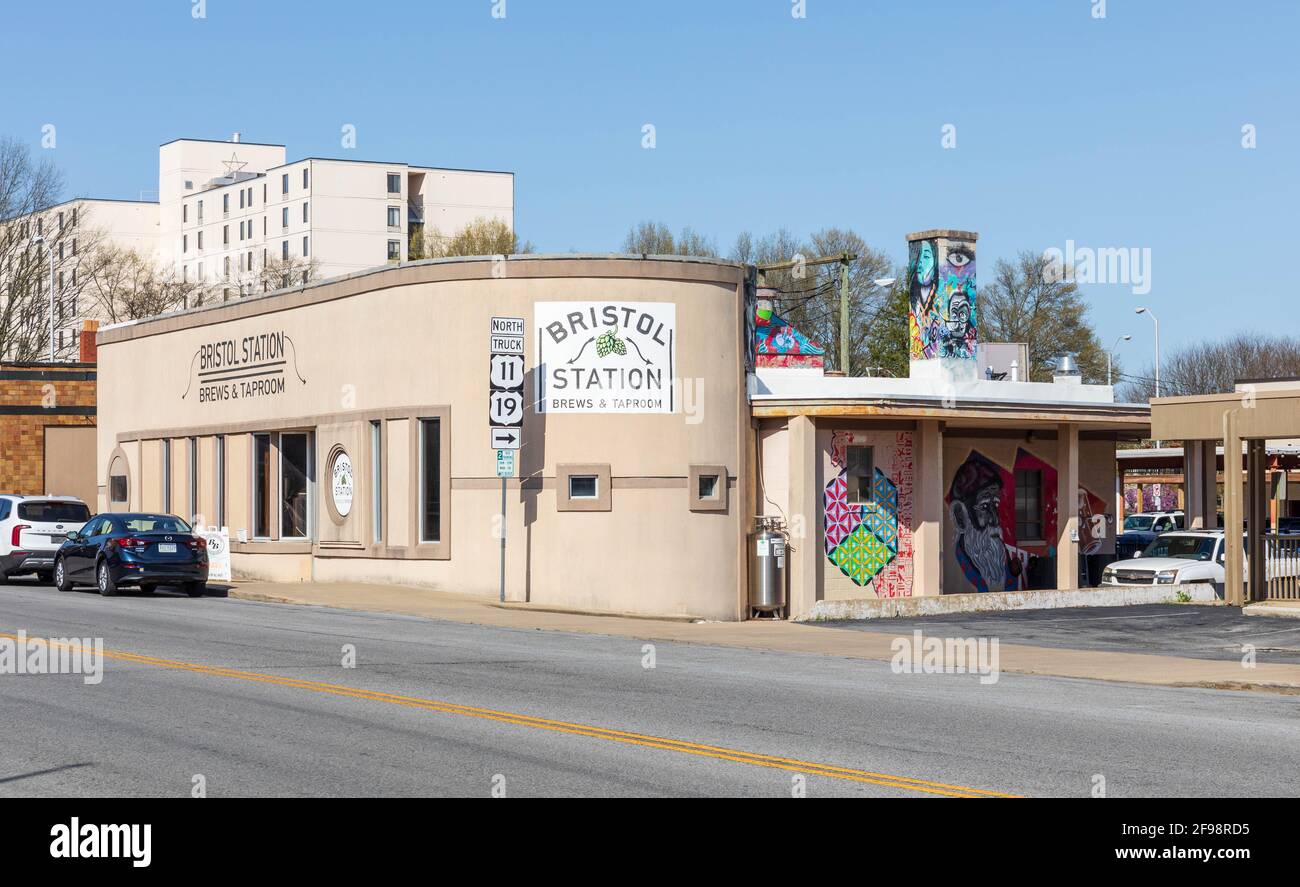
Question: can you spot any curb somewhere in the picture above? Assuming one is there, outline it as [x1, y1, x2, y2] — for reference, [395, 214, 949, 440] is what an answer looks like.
[798, 583, 1221, 622]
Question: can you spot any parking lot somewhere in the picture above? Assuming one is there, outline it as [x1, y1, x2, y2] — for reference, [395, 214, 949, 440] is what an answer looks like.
[820, 604, 1300, 665]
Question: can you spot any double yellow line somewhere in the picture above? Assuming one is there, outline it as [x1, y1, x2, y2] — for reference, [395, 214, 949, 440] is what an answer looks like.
[2, 632, 1019, 798]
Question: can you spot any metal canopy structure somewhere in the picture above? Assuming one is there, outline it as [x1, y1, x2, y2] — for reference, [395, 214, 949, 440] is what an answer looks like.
[1152, 387, 1300, 606]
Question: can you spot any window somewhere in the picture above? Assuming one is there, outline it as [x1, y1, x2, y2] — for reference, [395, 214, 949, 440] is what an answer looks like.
[387, 240, 400, 261]
[110, 474, 128, 505]
[263, 184, 267, 202]
[845, 445, 874, 505]
[161, 439, 172, 513]
[188, 437, 198, 523]
[282, 173, 289, 194]
[387, 206, 400, 228]
[698, 474, 719, 500]
[253, 433, 272, 538]
[197, 200, 203, 222]
[282, 207, 289, 228]
[263, 215, 267, 235]
[223, 224, 229, 245]
[302, 168, 309, 189]
[419, 419, 441, 543]
[569, 475, 598, 499]
[239, 190, 245, 210]
[302, 236, 309, 257]
[223, 193, 230, 215]
[302, 201, 309, 223]
[197, 231, 204, 250]
[387, 173, 401, 194]
[183, 234, 188, 253]
[371, 421, 382, 544]
[183, 204, 188, 223]
[197, 262, 203, 279]
[58, 211, 64, 232]
[280, 432, 311, 539]
[223, 256, 230, 277]
[1014, 469, 1043, 541]
[71, 238, 77, 256]
[282, 240, 289, 260]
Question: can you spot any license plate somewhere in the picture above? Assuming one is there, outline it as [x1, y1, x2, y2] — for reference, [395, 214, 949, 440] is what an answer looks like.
[158, 543, 177, 553]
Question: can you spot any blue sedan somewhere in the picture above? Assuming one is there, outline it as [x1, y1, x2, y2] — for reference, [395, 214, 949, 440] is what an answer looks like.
[54, 513, 209, 597]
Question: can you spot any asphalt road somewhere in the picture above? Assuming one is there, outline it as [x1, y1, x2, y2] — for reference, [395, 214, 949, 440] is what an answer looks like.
[821, 605, 1300, 664]
[1, 580, 1297, 798]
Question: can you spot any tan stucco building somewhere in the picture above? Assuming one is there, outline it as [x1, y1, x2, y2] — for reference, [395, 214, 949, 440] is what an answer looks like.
[95, 236, 1150, 620]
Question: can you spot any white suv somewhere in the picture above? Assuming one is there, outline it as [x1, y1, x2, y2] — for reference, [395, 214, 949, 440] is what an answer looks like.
[0, 495, 93, 584]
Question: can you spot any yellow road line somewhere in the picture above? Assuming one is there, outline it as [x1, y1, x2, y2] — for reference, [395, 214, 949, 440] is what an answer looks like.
[2, 632, 1020, 798]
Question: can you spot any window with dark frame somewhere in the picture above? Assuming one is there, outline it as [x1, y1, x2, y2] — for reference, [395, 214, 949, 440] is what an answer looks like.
[110, 474, 128, 505]
[387, 173, 401, 194]
[1014, 468, 1043, 541]
[253, 433, 272, 538]
[419, 419, 441, 543]
[845, 445, 874, 505]
[698, 473, 719, 500]
[569, 475, 598, 499]
[280, 432, 310, 539]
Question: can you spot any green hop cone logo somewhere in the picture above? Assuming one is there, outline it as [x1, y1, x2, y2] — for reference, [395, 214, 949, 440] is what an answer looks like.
[595, 330, 627, 358]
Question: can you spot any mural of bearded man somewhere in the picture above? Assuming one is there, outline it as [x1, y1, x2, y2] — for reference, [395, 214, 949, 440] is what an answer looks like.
[947, 452, 1022, 593]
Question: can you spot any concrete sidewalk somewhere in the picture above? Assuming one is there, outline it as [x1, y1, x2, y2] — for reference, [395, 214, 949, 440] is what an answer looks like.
[224, 581, 1300, 694]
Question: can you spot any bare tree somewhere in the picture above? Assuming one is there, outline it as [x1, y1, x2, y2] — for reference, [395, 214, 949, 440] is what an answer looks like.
[622, 221, 717, 257]
[979, 250, 1109, 383]
[734, 227, 896, 375]
[227, 253, 322, 297]
[0, 138, 96, 361]
[79, 245, 214, 322]
[1119, 332, 1300, 402]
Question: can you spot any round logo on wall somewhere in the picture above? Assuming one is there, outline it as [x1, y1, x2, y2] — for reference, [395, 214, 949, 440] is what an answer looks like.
[330, 451, 354, 517]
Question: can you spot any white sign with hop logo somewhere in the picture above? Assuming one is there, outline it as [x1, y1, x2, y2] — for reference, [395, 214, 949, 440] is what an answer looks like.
[535, 301, 677, 413]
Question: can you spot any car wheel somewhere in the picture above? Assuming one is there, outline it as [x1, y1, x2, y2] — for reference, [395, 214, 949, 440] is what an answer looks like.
[185, 581, 206, 598]
[54, 558, 74, 592]
[97, 561, 118, 597]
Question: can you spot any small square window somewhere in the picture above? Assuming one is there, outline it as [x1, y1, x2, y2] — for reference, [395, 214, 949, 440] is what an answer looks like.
[387, 240, 401, 261]
[569, 475, 598, 499]
[698, 474, 719, 500]
[387, 173, 401, 194]
[846, 445, 874, 505]
[688, 464, 728, 512]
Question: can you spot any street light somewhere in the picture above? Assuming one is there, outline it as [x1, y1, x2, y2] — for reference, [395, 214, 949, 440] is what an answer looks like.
[1134, 307, 1160, 399]
[1107, 334, 1131, 387]
[1136, 307, 1161, 448]
[29, 234, 56, 362]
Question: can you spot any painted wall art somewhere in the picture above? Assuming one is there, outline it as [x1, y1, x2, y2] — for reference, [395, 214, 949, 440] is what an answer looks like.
[946, 447, 1108, 593]
[823, 431, 914, 596]
[908, 236, 977, 361]
[754, 304, 825, 369]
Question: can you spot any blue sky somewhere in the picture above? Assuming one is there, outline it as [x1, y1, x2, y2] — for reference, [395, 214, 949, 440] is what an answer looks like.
[2, 0, 1295, 364]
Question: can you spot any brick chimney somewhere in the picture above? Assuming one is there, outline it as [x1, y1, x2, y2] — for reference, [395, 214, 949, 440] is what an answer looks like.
[905, 229, 978, 383]
[79, 319, 99, 363]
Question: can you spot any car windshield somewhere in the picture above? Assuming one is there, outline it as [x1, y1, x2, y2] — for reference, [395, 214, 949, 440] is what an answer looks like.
[121, 515, 191, 533]
[18, 500, 90, 522]
[1142, 535, 1216, 560]
[1124, 516, 1155, 531]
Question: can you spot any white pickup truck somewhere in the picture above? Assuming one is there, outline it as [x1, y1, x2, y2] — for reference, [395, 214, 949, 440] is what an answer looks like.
[1102, 529, 1300, 592]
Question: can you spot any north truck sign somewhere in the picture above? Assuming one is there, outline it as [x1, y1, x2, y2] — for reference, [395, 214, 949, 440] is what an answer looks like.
[535, 302, 676, 413]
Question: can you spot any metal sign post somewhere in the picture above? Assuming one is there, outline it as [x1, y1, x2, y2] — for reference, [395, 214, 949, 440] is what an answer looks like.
[489, 317, 525, 603]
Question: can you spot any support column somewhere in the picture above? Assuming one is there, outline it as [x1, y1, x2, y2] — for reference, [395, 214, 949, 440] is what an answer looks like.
[1186, 440, 1214, 530]
[913, 419, 944, 596]
[1248, 439, 1267, 602]
[787, 415, 820, 619]
[1056, 423, 1080, 590]
[1223, 412, 1244, 606]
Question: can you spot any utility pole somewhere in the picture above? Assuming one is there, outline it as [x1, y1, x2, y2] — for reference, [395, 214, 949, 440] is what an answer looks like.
[839, 252, 850, 375]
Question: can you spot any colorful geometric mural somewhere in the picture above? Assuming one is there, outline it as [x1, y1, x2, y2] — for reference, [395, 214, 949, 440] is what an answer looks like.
[946, 447, 1108, 593]
[908, 236, 977, 361]
[823, 432, 914, 596]
[755, 304, 825, 368]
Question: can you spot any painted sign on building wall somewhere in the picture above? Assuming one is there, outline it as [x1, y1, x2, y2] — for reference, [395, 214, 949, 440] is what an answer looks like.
[330, 451, 354, 517]
[535, 302, 676, 413]
[182, 328, 307, 403]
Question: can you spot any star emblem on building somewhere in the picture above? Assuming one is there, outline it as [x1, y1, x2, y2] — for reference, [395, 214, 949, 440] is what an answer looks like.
[222, 153, 247, 177]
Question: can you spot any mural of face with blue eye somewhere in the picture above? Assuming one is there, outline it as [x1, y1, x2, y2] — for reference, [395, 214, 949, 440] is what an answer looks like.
[938, 241, 977, 359]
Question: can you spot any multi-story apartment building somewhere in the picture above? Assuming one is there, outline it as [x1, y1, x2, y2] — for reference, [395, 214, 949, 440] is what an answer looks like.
[3, 135, 514, 360]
